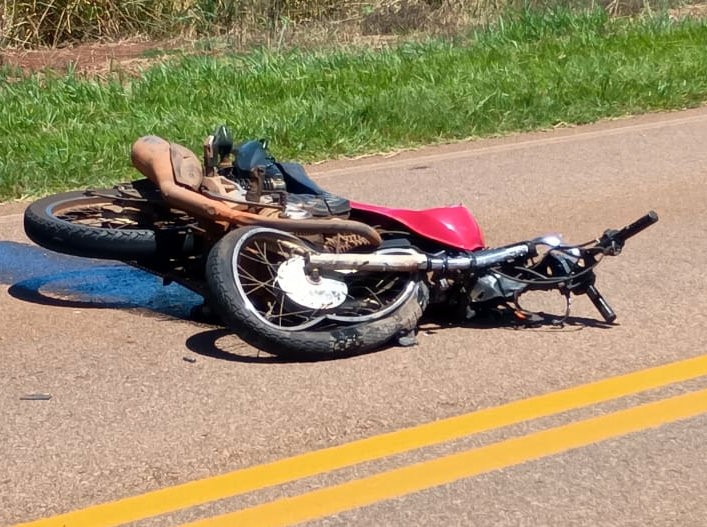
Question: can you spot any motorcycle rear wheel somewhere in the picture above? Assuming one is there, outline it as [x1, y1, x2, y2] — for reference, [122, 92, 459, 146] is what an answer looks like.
[206, 226, 426, 358]
[24, 188, 197, 260]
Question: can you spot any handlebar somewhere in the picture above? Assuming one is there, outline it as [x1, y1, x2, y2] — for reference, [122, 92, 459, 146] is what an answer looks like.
[615, 210, 659, 242]
[600, 210, 659, 253]
[585, 211, 658, 322]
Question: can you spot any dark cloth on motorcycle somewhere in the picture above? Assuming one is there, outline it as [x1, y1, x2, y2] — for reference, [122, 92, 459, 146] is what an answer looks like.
[233, 140, 350, 217]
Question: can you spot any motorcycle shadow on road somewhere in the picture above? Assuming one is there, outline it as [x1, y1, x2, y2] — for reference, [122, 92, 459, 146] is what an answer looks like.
[185, 329, 308, 364]
[184, 310, 615, 365]
[420, 307, 615, 334]
[1, 241, 202, 320]
[2, 241, 613, 363]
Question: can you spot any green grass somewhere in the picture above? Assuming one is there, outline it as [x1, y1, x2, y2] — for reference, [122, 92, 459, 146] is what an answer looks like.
[2, 8, 707, 201]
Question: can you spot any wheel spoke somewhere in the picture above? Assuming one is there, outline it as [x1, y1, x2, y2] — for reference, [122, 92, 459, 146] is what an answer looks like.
[240, 249, 268, 267]
[55, 202, 193, 231]
[275, 239, 299, 259]
[241, 280, 279, 297]
[232, 230, 417, 331]
[233, 232, 328, 330]
[267, 305, 322, 322]
[253, 240, 277, 281]
[237, 262, 268, 284]
[277, 292, 286, 323]
[363, 286, 384, 308]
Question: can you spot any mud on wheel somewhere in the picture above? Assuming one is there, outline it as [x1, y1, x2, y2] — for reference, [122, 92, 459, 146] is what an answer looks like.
[206, 226, 427, 358]
[24, 185, 198, 260]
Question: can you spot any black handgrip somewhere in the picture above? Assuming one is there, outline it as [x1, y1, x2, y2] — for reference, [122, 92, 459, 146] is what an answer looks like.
[614, 210, 659, 244]
[586, 284, 617, 323]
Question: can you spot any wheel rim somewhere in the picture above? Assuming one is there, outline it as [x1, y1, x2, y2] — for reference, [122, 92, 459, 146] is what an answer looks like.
[232, 228, 327, 331]
[232, 228, 418, 332]
[326, 246, 419, 323]
[49, 195, 193, 230]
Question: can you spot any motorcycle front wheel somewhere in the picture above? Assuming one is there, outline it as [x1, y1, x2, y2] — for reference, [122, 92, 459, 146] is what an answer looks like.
[205, 226, 426, 358]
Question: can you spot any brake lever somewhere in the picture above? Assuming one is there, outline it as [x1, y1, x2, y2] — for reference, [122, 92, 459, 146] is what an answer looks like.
[598, 229, 623, 256]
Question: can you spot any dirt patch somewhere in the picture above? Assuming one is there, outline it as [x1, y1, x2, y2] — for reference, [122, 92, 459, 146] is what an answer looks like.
[0, 40, 181, 76]
[668, 2, 707, 19]
[0, 33, 403, 77]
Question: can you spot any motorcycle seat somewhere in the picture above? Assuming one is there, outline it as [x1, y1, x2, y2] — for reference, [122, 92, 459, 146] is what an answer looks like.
[278, 162, 350, 217]
[235, 140, 350, 217]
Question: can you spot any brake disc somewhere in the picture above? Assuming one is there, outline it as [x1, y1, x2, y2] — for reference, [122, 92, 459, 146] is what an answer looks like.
[276, 256, 348, 310]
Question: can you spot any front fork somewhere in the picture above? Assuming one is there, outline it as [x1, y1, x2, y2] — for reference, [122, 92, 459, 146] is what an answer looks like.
[529, 251, 617, 324]
[554, 252, 617, 323]
[466, 251, 617, 325]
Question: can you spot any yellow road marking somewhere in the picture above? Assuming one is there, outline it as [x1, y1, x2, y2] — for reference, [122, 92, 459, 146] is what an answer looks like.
[181, 387, 707, 527]
[14, 354, 707, 527]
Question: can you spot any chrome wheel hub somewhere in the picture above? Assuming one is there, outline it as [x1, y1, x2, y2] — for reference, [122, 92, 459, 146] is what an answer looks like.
[276, 256, 348, 310]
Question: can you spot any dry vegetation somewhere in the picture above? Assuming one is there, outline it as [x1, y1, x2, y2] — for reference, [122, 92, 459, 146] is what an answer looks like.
[2, 0, 698, 50]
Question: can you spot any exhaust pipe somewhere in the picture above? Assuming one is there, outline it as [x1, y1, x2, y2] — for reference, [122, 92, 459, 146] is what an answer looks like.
[306, 243, 533, 273]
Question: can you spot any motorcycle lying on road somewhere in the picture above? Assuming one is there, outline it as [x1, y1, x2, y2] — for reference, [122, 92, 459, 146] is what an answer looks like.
[23, 129, 659, 357]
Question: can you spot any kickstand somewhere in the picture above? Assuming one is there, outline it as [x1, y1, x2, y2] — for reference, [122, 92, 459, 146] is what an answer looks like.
[553, 291, 572, 327]
[511, 290, 572, 327]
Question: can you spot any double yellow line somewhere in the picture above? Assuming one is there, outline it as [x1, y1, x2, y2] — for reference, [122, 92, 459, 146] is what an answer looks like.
[16, 354, 707, 527]
[181, 387, 707, 527]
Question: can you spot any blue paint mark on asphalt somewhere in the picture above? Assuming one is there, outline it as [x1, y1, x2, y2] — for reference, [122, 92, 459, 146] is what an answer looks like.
[0, 241, 202, 319]
[0, 241, 97, 282]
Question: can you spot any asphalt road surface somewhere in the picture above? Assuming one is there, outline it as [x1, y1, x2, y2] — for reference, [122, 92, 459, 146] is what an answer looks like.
[2, 108, 706, 527]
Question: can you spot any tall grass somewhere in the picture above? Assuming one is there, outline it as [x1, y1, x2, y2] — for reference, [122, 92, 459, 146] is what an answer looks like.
[1, 8, 707, 200]
[0, 0, 687, 48]
[1, 0, 359, 48]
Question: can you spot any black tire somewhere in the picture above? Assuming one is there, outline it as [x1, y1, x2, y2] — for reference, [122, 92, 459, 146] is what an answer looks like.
[206, 226, 427, 358]
[24, 188, 195, 260]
